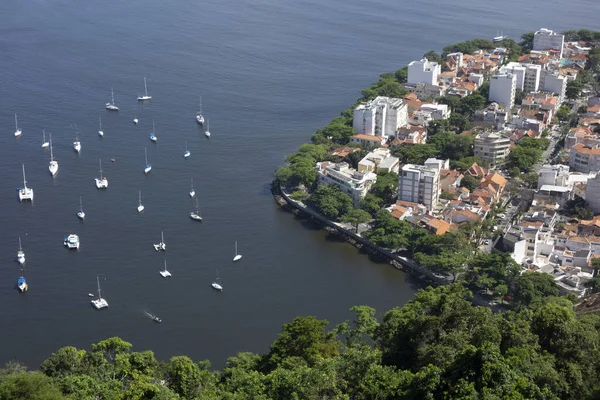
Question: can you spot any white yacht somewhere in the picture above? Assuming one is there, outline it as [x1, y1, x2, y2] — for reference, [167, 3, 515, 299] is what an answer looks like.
[159, 260, 172, 278]
[184, 140, 190, 158]
[77, 196, 85, 220]
[153, 231, 166, 252]
[98, 116, 104, 137]
[133, 117, 139, 124]
[144, 147, 152, 174]
[73, 133, 81, 153]
[42, 129, 49, 148]
[64, 234, 80, 250]
[211, 271, 223, 291]
[137, 190, 145, 213]
[14, 113, 22, 137]
[18, 164, 34, 201]
[190, 197, 202, 221]
[95, 159, 108, 189]
[106, 87, 119, 111]
[91, 277, 109, 309]
[189, 178, 195, 198]
[49, 133, 58, 176]
[137, 77, 152, 101]
[204, 119, 211, 138]
[196, 96, 205, 125]
[233, 241, 242, 262]
[17, 237, 25, 265]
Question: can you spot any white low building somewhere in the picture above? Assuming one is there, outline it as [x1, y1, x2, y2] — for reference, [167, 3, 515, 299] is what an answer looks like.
[407, 58, 441, 86]
[318, 162, 377, 206]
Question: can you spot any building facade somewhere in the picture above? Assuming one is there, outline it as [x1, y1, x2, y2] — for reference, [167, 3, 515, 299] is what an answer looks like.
[537, 164, 570, 189]
[407, 58, 441, 86]
[474, 132, 511, 167]
[533, 28, 565, 58]
[352, 96, 408, 137]
[585, 174, 600, 214]
[569, 144, 600, 174]
[542, 73, 567, 105]
[318, 162, 377, 206]
[398, 164, 440, 212]
[489, 73, 517, 111]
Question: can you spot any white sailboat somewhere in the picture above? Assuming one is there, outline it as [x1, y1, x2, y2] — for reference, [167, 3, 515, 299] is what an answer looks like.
[95, 158, 108, 189]
[159, 260, 172, 278]
[18, 164, 34, 201]
[137, 190, 145, 213]
[77, 196, 85, 220]
[153, 231, 166, 252]
[196, 96, 205, 125]
[189, 178, 195, 198]
[211, 270, 223, 291]
[233, 241, 242, 262]
[190, 197, 202, 221]
[14, 113, 22, 137]
[41, 129, 49, 148]
[49, 133, 58, 176]
[204, 119, 211, 138]
[133, 106, 139, 124]
[91, 277, 109, 309]
[137, 77, 152, 101]
[184, 140, 190, 158]
[98, 116, 104, 137]
[73, 133, 81, 153]
[149, 120, 157, 142]
[144, 147, 152, 174]
[17, 237, 25, 265]
[106, 87, 119, 111]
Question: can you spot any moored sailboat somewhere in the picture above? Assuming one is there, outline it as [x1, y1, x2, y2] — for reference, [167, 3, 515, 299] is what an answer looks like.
[49, 133, 58, 176]
[91, 277, 109, 309]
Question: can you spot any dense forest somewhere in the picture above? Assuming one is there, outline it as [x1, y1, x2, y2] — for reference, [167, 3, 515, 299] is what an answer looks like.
[2, 284, 600, 399]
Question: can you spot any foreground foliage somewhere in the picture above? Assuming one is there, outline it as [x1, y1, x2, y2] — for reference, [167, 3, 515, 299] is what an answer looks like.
[2, 285, 600, 399]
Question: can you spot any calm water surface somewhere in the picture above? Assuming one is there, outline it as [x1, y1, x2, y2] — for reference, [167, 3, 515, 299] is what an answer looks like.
[0, 0, 598, 368]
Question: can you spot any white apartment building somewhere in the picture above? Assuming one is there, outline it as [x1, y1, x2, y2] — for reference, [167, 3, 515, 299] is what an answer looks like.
[407, 58, 441, 86]
[542, 73, 567, 105]
[420, 104, 451, 120]
[473, 132, 511, 167]
[502, 62, 541, 92]
[537, 164, 570, 189]
[353, 96, 408, 137]
[398, 164, 440, 212]
[533, 28, 565, 58]
[357, 148, 400, 174]
[585, 174, 600, 214]
[318, 162, 377, 206]
[489, 73, 517, 111]
[569, 144, 600, 174]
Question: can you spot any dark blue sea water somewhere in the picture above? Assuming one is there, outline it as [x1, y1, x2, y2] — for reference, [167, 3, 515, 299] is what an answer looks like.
[0, 0, 598, 368]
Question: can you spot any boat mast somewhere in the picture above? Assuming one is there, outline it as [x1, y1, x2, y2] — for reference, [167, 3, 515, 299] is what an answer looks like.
[80, 196, 83, 212]
[139, 191, 142, 205]
[164, 260, 167, 272]
[22, 164, 27, 188]
[18, 236, 22, 252]
[199, 96, 202, 114]
[144, 77, 148, 96]
[235, 241, 238, 256]
[49, 134, 54, 162]
[96, 276, 102, 299]
[99, 158, 103, 178]
[15, 113, 18, 130]
[99, 116, 102, 130]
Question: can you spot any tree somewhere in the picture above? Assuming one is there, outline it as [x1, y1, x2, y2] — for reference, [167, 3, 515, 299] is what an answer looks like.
[566, 79, 584, 100]
[509, 166, 521, 178]
[426, 119, 451, 136]
[40, 346, 86, 378]
[341, 209, 372, 232]
[0, 371, 65, 400]
[423, 50, 442, 64]
[521, 172, 539, 188]
[440, 191, 454, 200]
[519, 32, 535, 52]
[336, 305, 380, 348]
[267, 316, 339, 367]
[555, 105, 571, 121]
[344, 149, 368, 169]
[312, 120, 354, 144]
[394, 67, 408, 83]
[448, 113, 471, 133]
[364, 209, 414, 250]
[565, 196, 594, 220]
[509, 146, 542, 172]
[165, 356, 216, 398]
[460, 175, 478, 191]
[369, 172, 399, 204]
[360, 193, 384, 217]
[393, 144, 438, 165]
[429, 131, 474, 160]
[309, 184, 353, 220]
[511, 272, 560, 309]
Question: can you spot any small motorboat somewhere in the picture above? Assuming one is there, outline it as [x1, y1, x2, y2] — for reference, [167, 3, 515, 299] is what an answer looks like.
[111, 158, 116, 163]
[133, 118, 139, 124]
[17, 277, 28, 292]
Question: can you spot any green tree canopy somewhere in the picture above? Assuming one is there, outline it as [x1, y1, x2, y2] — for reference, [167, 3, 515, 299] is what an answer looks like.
[309, 184, 353, 220]
[341, 208, 372, 232]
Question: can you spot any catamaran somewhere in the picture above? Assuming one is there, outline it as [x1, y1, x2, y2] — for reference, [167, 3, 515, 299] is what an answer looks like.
[184, 140, 190, 158]
[189, 178, 195, 198]
[211, 270, 223, 291]
[91, 277, 109, 309]
[159, 260, 172, 278]
[204, 119, 211, 138]
[137, 77, 152, 101]
[153, 231, 166, 252]
[137, 190, 145, 213]
[18, 164, 34, 201]
[73, 133, 81, 153]
[150, 120, 157, 142]
[106, 87, 119, 111]
[233, 241, 242, 262]
[14, 113, 22, 137]
[196, 96, 205, 125]
[190, 197, 202, 221]
[42, 129, 49, 148]
[144, 147, 152, 174]
[64, 234, 80, 250]
[49, 133, 58, 176]
[17, 237, 25, 265]
[77, 196, 85, 220]
[98, 116, 104, 137]
[95, 158, 108, 189]
[17, 277, 28, 292]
